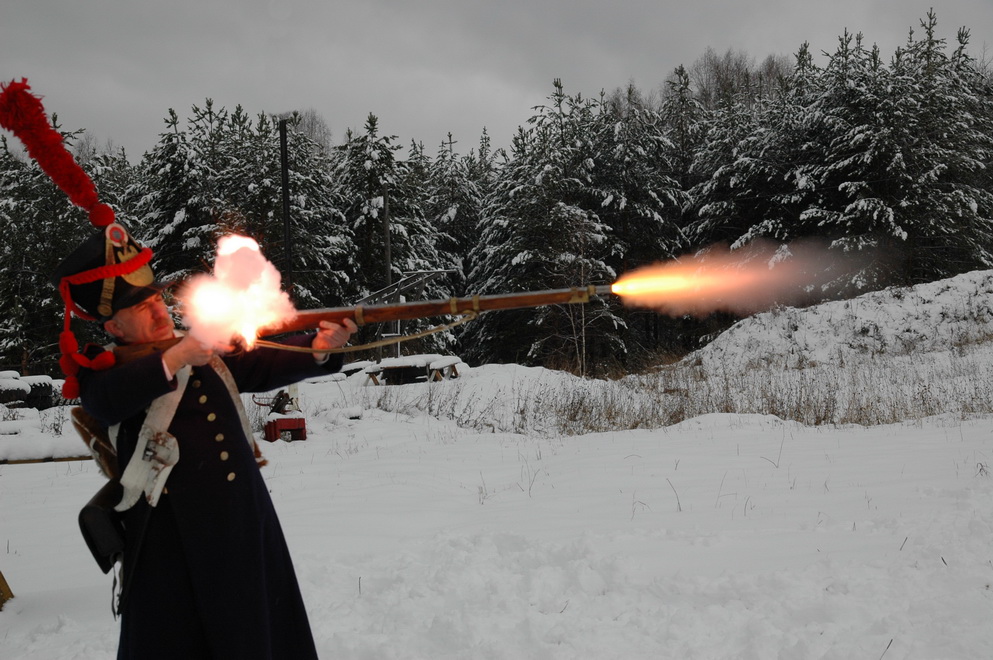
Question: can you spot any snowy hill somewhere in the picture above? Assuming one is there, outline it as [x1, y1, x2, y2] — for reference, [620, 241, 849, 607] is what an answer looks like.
[691, 269, 993, 371]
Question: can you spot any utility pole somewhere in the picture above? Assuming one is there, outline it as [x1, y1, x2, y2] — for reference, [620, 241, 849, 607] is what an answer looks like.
[279, 119, 293, 301]
[382, 184, 391, 289]
[380, 185, 394, 358]
[279, 119, 300, 411]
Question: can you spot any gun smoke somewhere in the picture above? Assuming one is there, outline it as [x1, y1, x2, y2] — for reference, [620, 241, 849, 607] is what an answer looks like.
[178, 235, 296, 348]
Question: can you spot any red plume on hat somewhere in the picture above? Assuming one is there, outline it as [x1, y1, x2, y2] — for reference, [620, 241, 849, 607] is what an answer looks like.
[0, 78, 153, 398]
[0, 79, 115, 228]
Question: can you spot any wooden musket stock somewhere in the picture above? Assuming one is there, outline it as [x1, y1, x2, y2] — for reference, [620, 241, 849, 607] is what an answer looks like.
[112, 285, 614, 364]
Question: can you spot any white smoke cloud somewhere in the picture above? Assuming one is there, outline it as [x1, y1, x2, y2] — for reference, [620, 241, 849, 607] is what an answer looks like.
[178, 235, 297, 348]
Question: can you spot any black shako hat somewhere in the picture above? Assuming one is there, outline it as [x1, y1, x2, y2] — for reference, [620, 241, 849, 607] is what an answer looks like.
[47, 222, 162, 398]
[50, 222, 162, 322]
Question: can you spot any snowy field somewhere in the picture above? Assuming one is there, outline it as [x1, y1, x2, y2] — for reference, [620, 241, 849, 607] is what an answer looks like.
[3, 271, 993, 659]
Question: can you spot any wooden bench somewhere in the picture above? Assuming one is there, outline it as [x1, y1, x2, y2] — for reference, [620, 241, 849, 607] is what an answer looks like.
[428, 356, 462, 381]
[363, 354, 464, 385]
[341, 360, 374, 376]
[363, 365, 383, 386]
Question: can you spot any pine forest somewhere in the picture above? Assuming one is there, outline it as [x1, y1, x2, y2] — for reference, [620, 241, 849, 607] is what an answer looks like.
[1, 13, 991, 378]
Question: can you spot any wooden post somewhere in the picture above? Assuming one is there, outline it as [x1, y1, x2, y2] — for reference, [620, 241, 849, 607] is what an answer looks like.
[0, 570, 13, 610]
[279, 119, 294, 301]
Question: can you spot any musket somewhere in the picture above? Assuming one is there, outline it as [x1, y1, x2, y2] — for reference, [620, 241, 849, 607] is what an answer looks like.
[265, 285, 614, 333]
[112, 285, 615, 363]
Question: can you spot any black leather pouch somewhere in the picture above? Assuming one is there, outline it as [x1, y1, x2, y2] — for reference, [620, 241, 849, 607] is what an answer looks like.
[78, 480, 125, 574]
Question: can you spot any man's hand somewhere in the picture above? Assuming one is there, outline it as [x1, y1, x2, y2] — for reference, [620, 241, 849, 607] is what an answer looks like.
[312, 318, 358, 362]
[162, 334, 214, 376]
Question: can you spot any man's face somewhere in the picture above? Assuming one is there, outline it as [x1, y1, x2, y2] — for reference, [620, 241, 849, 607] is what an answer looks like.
[104, 294, 175, 344]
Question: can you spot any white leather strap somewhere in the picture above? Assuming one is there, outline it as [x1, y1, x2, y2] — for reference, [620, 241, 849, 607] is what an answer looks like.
[115, 366, 188, 511]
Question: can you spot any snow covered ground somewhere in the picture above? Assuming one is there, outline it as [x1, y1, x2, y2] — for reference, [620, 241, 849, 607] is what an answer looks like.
[3, 271, 993, 659]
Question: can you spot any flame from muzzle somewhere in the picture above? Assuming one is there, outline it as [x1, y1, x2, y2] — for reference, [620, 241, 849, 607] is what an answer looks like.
[611, 241, 844, 317]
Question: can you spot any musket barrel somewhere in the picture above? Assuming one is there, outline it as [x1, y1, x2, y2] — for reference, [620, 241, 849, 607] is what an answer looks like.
[263, 285, 615, 334]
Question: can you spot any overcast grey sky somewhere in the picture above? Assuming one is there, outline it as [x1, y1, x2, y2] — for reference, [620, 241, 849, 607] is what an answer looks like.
[2, 0, 990, 160]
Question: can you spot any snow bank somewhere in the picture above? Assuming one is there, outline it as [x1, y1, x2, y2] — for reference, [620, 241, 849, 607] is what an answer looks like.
[691, 269, 993, 370]
[0, 406, 84, 462]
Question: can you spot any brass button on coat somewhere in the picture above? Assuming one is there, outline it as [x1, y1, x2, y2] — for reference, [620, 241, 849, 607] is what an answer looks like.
[227, 472, 236, 481]
[215, 433, 225, 442]
[220, 451, 230, 461]
[192, 380, 202, 388]
[207, 413, 217, 422]
[198, 395, 208, 404]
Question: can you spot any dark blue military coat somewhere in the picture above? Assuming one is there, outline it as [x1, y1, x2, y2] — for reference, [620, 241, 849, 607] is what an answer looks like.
[79, 336, 342, 660]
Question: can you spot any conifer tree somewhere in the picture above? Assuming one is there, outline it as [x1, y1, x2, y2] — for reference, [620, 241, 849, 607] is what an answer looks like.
[132, 103, 227, 283]
[334, 115, 441, 296]
[660, 66, 708, 196]
[696, 43, 813, 252]
[333, 115, 449, 351]
[132, 101, 354, 309]
[594, 83, 689, 359]
[88, 147, 140, 224]
[464, 81, 622, 373]
[686, 83, 765, 248]
[794, 16, 993, 289]
[212, 109, 353, 308]
[688, 13, 993, 296]
[424, 133, 483, 294]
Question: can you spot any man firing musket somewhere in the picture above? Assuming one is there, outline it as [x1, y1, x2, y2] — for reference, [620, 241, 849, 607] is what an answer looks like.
[1, 78, 357, 660]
